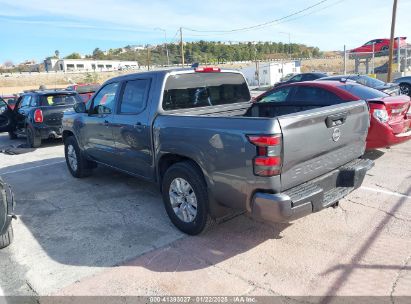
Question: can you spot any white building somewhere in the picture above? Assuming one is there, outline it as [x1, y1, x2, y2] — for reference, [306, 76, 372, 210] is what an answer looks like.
[240, 61, 301, 86]
[44, 58, 139, 72]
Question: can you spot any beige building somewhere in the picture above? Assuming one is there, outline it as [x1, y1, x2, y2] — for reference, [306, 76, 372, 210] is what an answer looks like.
[44, 58, 139, 72]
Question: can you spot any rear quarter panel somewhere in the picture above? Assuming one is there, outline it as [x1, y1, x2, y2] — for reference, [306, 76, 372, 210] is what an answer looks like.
[154, 115, 282, 212]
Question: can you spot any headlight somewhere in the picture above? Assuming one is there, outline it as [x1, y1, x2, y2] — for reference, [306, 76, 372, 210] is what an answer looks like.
[373, 109, 389, 123]
[0, 107, 5, 114]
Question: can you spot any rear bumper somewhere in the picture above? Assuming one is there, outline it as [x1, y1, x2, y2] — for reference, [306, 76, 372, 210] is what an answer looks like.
[33, 124, 63, 140]
[366, 118, 411, 149]
[251, 158, 374, 223]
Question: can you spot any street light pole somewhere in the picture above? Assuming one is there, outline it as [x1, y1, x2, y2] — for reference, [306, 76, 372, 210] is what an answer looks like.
[154, 28, 170, 66]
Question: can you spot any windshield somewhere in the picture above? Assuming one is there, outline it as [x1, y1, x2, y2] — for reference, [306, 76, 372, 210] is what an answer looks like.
[339, 84, 388, 100]
[163, 72, 251, 110]
[40, 94, 82, 106]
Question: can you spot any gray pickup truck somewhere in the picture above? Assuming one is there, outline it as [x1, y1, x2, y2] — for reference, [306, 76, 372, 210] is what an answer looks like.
[62, 68, 373, 235]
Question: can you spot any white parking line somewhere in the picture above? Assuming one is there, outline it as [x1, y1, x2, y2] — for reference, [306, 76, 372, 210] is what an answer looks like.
[0, 161, 65, 175]
[361, 186, 411, 200]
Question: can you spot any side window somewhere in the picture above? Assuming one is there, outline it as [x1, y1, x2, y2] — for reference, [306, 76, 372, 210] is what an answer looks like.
[19, 96, 32, 108]
[29, 95, 38, 107]
[289, 74, 303, 82]
[260, 87, 292, 103]
[293, 86, 343, 105]
[119, 79, 150, 114]
[302, 74, 315, 81]
[91, 82, 119, 115]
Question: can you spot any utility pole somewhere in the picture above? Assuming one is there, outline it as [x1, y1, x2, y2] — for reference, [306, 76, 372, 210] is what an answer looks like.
[180, 27, 185, 67]
[397, 37, 401, 72]
[147, 47, 151, 71]
[387, 0, 398, 82]
[372, 42, 375, 74]
[343, 45, 347, 74]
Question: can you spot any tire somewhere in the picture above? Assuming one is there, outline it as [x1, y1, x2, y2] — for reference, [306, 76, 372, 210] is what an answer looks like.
[0, 224, 14, 249]
[399, 83, 411, 97]
[381, 46, 389, 52]
[26, 125, 41, 148]
[161, 161, 214, 235]
[8, 131, 17, 140]
[64, 136, 95, 178]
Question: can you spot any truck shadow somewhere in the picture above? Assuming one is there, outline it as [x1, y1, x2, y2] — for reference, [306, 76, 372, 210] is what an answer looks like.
[1, 158, 289, 271]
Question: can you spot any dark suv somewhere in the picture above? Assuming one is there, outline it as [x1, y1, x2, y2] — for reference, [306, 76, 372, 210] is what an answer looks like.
[0, 90, 82, 147]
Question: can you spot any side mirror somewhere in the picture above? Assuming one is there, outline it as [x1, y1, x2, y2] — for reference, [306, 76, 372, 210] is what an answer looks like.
[73, 102, 87, 113]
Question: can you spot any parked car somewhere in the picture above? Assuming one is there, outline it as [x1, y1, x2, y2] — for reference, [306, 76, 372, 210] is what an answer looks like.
[0, 177, 16, 249]
[0, 90, 83, 147]
[1, 95, 18, 110]
[254, 81, 411, 150]
[66, 83, 100, 103]
[350, 37, 407, 53]
[393, 76, 411, 97]
[318, 75, 400, 96]
[273, 72, 327, 87]
[62, 68, 373, 235]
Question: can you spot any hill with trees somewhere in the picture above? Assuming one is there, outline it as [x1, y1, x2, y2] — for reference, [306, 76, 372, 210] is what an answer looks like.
[86, 41, 322, 65]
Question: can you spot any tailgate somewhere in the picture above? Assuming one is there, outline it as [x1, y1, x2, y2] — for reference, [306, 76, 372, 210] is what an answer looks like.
[42, 105, 73, 127]
[278, 100, 370, 191]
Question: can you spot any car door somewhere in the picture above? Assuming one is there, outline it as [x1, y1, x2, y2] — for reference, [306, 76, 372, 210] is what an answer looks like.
[82, 82, 119, 165]
[0, 98, 15, 133]
[111, 77, 154, 179]
[15, 95, 32, 131]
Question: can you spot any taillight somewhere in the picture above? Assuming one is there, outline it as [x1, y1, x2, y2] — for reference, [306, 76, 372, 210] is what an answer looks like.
[195, 67, 221, 73]
[372, 108, 389, 124]
[248, 135, 282, 177]
[34, 109, 43, 123]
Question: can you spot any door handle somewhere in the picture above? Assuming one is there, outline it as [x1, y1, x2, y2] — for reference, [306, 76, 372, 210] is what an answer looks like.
[325, 112, 347, 128]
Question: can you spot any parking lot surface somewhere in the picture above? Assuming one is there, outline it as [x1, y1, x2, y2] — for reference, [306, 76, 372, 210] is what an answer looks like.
[0, 134, 410, 299]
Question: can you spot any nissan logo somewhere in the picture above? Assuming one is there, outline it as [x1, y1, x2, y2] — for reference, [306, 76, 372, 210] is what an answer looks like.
[332, 128, 341, 142]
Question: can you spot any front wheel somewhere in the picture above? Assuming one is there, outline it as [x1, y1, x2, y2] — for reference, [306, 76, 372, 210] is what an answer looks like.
[64, 136, 95, 178]
[0, 224, 14, 249]
[8, 131, 17, 140]
[161, 161, 214, 235]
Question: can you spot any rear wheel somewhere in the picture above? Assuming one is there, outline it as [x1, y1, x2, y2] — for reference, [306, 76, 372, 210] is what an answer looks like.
[161, 161, 214, 235]
[26, 125, 41, 148]
[399, 83, 411, 97]
[64, 136, 95, 178]
[0, 224, 14, 249]
[381, 46, 389, 52]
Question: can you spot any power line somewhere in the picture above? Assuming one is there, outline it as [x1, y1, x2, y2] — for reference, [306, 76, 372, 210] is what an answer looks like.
[183, 0, 330, 34]
[183, 0, 346, 38]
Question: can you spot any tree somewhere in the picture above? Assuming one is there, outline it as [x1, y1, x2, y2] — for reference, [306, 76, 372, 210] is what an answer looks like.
[64, 52, 82, 59]
[92, 48, 105, 59]
[55, 50, 60, 58]
[3, 60, 13, 68]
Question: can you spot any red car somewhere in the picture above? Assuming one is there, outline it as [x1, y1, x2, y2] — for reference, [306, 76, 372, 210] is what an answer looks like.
[254, 81, 411, 150]
[66, 83, 100, 103]
[350, 37, 407, 53]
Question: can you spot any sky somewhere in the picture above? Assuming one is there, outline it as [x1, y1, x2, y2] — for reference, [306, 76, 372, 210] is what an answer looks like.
[0, 0, 410, 64]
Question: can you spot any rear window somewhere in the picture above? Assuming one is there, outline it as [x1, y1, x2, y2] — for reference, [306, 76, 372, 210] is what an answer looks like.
[338, 84, 388, 100]
[75, 84, 100, 94]
[39, 94, 82, 106]
[162, 72, 251, 110]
